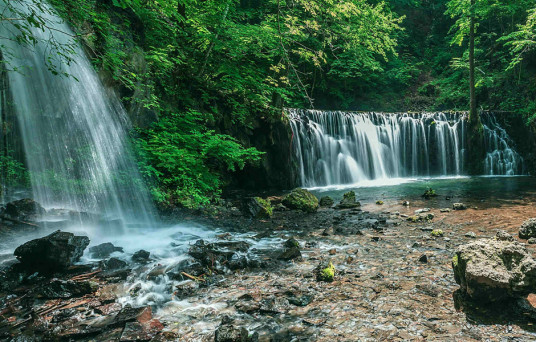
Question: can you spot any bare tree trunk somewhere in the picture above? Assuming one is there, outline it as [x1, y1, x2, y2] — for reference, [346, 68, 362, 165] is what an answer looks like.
[467, 0, 484, 175]
[469, 0, 477, 126]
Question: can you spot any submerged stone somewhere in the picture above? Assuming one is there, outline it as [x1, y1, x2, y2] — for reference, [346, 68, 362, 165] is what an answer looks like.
[14, 230, 90, 272]
[282, 188, 319, 213]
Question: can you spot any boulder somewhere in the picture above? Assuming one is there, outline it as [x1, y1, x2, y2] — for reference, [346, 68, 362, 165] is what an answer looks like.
[519, 218, 536, 239]
[452, 239, 536, 303]
[319, 196, 334, 207]
[453, 203, 467, 210]
[132, 250, 150, 263]
[89, 242, 124, 259]
[243, 197, 272, 219]
[282, 188, 319, 213]
[4, 198, 46, 220]
[103, 257, 128, 270]
[14, 230, 90, 271]
[188, 240, 250, 268]
[335, 191, 361, 209]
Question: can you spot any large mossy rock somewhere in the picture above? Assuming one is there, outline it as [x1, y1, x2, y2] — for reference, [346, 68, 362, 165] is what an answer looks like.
[14, 230, 90, 272]
[452, 238, 536, 303]
[335, 191, 361, 209]
[282, 188, 319, 213]
[519, 218, 536, 239]
[243, 197, 273, 219]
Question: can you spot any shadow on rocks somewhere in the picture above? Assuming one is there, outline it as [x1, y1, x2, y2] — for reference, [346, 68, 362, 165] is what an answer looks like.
[453, 290, 536, 332]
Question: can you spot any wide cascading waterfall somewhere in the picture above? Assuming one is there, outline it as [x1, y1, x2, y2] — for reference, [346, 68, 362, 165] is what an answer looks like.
[0, 2, 155, 225]
[289, 109, 523, 187]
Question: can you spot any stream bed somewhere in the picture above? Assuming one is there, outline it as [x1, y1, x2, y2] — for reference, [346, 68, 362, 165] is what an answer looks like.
[2, 176, 536, 341]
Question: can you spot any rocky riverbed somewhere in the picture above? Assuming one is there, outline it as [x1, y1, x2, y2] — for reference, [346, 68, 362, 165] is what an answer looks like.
[2, 185, 536, 341]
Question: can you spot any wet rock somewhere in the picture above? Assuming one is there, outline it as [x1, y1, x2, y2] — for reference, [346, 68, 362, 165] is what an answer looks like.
[464, 232, 477, 238]
[282, 188, 319, 213]
[278, 246, 302, 261]
[243, 197, 272, 219]
[519, 218, 536, 239]
[452, 239, 536, 303]
[175, 280, 199, 299]
[89, 242, 124, 259]
[402, 201, 410, 206]
[112, 305, 153, 328]
[528, 238, 536, 244]
[286, 293, 313, 307]
[215, 316, 250, 342]
[496, 230, 514, 242]
[4, 198, 46, 220]
[167, 259, 205, 280]
[319, 196, 334, 207]
[37, 279, 98, 298]
[322, 226, 334, 236]
[14, 230, 90, 272]
[120, 322, 152, 341]
[103, 257, 128, 270]
[453, 203, 467, 210]
[335, 191, 361, 209]
[188, 240, 250, 267]
[260, 295, 290, 313]
[132, 250, 150, 263]
[315, 260, 335, 282]
[284, 237, 299, 249]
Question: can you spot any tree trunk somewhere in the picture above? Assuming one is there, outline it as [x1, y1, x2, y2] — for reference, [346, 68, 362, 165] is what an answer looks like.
[469, 0, 477, 126]
[467, 0, 484, 175]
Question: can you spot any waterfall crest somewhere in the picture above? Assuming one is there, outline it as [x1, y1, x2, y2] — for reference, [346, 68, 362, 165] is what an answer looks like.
[0, 2, 155, 225]
[289, 109, 523, 187]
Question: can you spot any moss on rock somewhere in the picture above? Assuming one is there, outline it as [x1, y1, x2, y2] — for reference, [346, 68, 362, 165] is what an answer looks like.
[282, 188, 319, 213]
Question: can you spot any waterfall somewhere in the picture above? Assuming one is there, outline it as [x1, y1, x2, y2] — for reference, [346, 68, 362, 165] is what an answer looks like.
[289, 109, 523, 187]
[0, 2, 155, 225]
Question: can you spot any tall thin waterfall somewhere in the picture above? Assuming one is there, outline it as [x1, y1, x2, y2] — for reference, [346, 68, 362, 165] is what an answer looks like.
[0, 2, 155, 224]
[289, 109, 523, 187]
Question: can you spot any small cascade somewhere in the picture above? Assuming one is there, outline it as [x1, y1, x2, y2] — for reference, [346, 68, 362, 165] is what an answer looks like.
[482, 114, 524, 176]
[289, 109, 523, 187]
[0, 2, 155, 225]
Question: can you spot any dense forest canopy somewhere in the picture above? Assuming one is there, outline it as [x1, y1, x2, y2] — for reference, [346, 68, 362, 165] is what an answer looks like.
[1, 0, 536, 208]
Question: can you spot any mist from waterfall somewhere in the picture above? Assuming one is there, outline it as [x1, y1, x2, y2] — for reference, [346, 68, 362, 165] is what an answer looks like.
[0, 2, 155, 225]
[289, 109, 524, 187]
